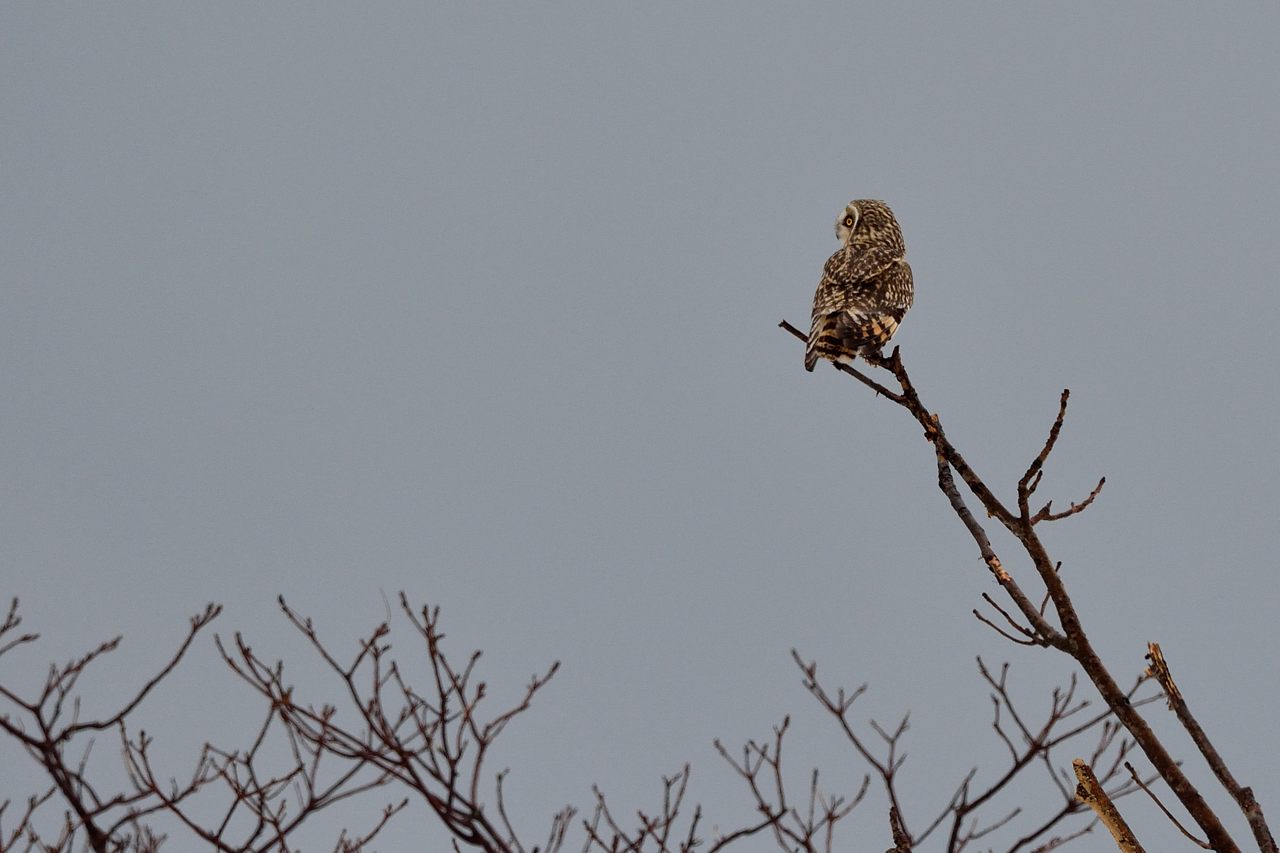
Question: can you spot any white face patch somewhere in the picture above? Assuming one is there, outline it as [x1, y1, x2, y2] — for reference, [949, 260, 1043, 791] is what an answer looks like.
[834, 205, 859, 244]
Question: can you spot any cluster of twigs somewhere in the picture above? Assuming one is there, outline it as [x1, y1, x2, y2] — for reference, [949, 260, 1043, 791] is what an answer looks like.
[0, 599, 401, 852]
[225, 595, 830, 852]
[0, 599, 220, 852]
[0, 593, 802, 852]
[791, 650, 1159, 852]
[219, 593, 576, 852]
[9, 584, 1130, 853]
[779, 319, 1276, 852]
[710, 717, 866, 851]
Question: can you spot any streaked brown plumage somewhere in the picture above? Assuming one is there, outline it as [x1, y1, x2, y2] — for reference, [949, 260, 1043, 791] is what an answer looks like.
[805, 200, 914, 371]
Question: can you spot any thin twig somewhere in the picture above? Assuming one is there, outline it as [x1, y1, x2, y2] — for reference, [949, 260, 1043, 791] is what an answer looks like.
[1122, 761, 1210, 849]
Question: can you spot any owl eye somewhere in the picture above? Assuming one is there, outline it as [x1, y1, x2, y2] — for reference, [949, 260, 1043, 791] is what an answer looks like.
[843, 216, 855, 227]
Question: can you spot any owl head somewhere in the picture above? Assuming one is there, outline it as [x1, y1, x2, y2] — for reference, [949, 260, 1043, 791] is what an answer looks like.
[835, 199, 904, 255]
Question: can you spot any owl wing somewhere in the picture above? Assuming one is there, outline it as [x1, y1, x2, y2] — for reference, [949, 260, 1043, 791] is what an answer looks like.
[805, 248, 912, 371]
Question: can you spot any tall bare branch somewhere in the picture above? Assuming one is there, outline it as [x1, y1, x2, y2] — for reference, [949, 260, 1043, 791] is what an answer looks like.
[780, 320, 1271, 851]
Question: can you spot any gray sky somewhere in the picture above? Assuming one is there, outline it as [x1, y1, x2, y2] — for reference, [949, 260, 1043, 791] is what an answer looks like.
[3, 4, 1278, 850]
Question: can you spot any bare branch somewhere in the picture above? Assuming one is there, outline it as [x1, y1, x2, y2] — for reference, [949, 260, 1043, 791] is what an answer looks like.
[0, 602, 225, 851]
[1122, 761, 1210, 849]
[778, 323, 1256, 852]
[933, 454, 1064, 649]
[63, 604, 222, 743]
[0, 599, 40, 660]
[220, 596, 573, 851]
[1072, 759, 1142, 852]
[973, 593, 1038, 646]
[1031, 477, 1106, 525]
[1017, 390, 1071, 522]
[1143, 643, 1277, 853]
[710, 716, 862, 852]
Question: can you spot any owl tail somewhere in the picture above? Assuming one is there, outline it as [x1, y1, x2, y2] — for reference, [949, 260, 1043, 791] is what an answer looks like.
[804, 321, 822, 371]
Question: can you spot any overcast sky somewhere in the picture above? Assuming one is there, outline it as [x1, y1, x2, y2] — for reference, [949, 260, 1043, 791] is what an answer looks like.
[3, 4, 1278, 850]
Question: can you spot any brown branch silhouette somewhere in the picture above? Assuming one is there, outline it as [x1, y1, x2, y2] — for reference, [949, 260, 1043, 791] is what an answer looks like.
[781, 320, 1275, 851]
[793, 648, 1155, 852]
[4, 324, 1272, 852]
[1, 598, 404, 852]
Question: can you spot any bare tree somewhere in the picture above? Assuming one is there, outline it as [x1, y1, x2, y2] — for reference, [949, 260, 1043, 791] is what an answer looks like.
[0, 587, 1190, 852]
[221, 593, 812, 852]
[3, 330, 1273, 851]
[0, 599, 401, 852]
[778, 320, 1276, 851]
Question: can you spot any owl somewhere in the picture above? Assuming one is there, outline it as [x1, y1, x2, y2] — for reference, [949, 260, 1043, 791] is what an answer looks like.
[805, 200, 914, 371]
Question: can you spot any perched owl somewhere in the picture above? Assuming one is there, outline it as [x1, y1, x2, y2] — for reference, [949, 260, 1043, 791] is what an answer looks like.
[805, 200, 913, 371]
